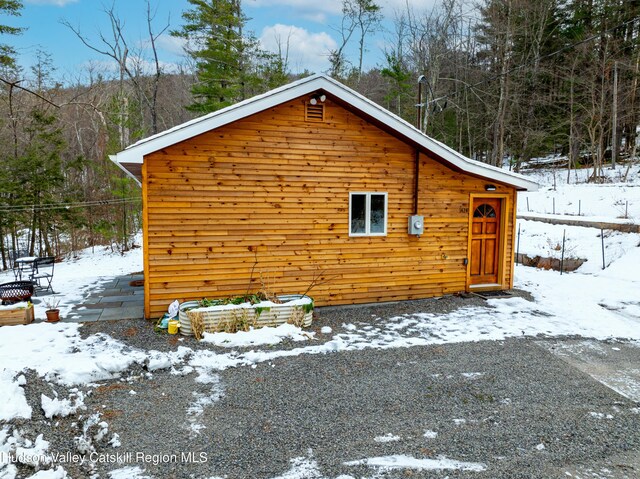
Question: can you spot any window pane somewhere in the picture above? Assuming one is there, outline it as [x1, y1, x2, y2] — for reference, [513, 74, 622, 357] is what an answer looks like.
[370, 194, 386, 233]
[351, 194, 366, 234]
[473, 204, 496, 218]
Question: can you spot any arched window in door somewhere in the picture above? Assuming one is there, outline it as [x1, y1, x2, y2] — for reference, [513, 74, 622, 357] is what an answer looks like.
[473, 204, 496, 218]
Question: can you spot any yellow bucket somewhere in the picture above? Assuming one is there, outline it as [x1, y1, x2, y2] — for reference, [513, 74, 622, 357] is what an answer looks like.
[167, 319, 180, 335]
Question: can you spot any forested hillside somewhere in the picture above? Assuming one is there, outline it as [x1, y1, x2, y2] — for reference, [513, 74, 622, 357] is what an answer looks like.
[0, 0, 638, 268]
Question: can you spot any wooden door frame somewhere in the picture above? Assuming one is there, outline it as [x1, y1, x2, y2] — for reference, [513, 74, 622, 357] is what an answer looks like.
[465, 193, 509, 291]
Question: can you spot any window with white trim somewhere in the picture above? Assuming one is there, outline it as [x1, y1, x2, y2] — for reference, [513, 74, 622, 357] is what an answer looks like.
[349, 192, 387, 236]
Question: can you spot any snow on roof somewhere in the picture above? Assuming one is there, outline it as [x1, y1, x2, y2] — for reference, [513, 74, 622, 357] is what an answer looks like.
[110, 74, 538, 191]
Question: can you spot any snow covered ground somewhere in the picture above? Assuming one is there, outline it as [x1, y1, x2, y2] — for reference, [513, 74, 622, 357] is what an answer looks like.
[519, 162, 639, 219]
[516, 164, 640, 274]
[0, 235, 143, 320]
[1, 165, 639, 478]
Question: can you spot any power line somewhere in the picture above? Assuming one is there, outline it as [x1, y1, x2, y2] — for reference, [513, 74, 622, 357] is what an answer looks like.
[0, 197, 140, 213]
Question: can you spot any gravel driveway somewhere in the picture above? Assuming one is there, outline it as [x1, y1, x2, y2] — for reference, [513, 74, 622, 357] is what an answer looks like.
[8, 295, 640, 479]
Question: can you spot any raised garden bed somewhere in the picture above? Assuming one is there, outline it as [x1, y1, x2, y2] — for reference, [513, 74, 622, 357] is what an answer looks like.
[179, 294, 313, 338]
[0, 303, 34, 327]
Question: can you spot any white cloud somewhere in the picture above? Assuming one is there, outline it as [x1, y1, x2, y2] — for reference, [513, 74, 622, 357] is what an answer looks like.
[298, 11, 332, 23]
[79, 56, 184, 78]
[380, 0, 448, 15]
[25, 0, 78, 6]
[380, 0, 437, 9]
[259, 24, 336, 74]
[155, 34, 188, 56]
[246, 0, 441, 27]
[126, 55, 185, 75]
[246, 0, 342, 23]
[247, 0, 437, 19]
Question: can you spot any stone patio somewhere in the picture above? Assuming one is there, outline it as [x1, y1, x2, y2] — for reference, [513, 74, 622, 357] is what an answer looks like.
[64, 273, 144, 322]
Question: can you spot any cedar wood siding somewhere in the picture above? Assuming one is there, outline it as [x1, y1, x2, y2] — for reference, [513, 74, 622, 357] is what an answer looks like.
[142, 97, 516, 318]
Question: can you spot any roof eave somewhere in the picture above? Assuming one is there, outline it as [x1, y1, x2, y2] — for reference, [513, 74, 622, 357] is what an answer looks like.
[110, 155, 142, 186]
[111, 74, 539, 192]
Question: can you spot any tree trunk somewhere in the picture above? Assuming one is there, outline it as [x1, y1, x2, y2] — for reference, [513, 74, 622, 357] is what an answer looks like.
[0, 225, 6, 270]
[491, 1, 512, 167]
[29, 210, 37, 257]
[568, 76, 580, 184]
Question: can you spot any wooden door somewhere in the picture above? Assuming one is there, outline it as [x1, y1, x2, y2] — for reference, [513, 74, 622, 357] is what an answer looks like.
[470, 198, 501, 285]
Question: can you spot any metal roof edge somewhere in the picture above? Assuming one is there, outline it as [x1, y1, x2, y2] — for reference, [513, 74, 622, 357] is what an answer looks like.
[111, 74, 538, 191]
[315, 77, 539, 191]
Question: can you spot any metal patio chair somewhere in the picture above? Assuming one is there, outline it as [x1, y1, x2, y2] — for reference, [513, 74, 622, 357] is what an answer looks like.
[30, 256, 55, 294]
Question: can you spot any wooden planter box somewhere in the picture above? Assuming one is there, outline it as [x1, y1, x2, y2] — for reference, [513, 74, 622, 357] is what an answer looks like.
[179, 295, 313, 337]
[0, 304, 34, 326]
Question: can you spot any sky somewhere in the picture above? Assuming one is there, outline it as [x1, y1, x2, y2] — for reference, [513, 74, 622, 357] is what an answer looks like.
[8, 0, 437, 84]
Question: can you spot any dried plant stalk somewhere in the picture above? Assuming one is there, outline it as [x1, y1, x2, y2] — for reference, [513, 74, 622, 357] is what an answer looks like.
[188, 311, 205, 340]
[216, 308, 256, 333]
[259, 270, 282, 303]
[287, 307, 305, 327]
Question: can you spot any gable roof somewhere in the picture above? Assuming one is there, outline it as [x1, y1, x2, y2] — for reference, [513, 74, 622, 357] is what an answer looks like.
[110, 74, 538, 191]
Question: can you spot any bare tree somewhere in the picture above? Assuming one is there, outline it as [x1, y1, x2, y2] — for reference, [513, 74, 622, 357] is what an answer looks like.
[62, 0, 169, 138]
[397, 0, 469, 133]
[347, 0, 382, 78]
[328, 2, 358, 78]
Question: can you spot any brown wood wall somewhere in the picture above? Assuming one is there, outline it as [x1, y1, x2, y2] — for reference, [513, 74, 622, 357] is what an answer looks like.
[142, 97, 516, 318]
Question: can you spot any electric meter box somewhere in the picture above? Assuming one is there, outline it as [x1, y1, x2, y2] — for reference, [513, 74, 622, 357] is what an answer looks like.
[408, 215, 424, 235]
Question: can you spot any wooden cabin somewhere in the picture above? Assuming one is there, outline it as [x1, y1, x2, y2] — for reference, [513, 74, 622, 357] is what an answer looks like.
[112, 75, 538, 319]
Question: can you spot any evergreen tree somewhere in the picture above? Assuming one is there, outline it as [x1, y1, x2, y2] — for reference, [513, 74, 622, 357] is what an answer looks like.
[380, 51, 412, 117]
[12, 108, 65, 256]
[0, 0, 23, 68]
[172, 0, 264, 113]
[0, 0, 24, 266]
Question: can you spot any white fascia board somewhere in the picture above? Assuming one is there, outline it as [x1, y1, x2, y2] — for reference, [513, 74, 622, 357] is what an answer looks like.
[109, 155, 142, 186]
[112, 73, 538, 191]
